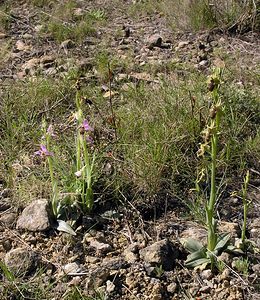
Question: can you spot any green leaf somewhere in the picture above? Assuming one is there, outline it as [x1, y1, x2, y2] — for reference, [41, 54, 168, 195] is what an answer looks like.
[56, 219, 76, 236]
[226, 245, 244, 254]
[182, 238, 204, 253]
[185, 255, 210, 268]
[0, 261, 15, 282]
[214, 233, 230, 253]
[185, 247, 210, 268]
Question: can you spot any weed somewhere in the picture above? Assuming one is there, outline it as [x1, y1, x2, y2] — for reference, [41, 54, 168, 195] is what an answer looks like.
[154, 265, 164, 278]
[0, 3, 11, 31]
[234, 257, 249, 276]
[40, 1, 106, 43]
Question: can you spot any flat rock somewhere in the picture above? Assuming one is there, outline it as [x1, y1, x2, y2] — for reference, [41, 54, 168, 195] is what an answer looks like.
[139, 239, 178, 270]
[16, 199, 53, 231]
[180, 224, 207, 245]
[4, 247, 40, 277]
[63, 262, 81, 275]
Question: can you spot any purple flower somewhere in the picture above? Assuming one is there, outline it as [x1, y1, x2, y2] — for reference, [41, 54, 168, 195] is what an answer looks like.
[47, 125, 56, 137]
[34, 144, 54, 157]
[82, 120, 93, 132]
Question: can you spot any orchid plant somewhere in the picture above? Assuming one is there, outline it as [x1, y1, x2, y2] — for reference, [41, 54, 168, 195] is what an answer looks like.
[182, 67, 231, 269]
[74, 80, 96, 212]
[35, 122, 59, 217]
[34, 81, 96, 234]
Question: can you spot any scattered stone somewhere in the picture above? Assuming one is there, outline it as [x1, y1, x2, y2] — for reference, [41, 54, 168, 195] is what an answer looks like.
[73, 8, 84, 17]
[175, 41, 189, 50]
[106, 280, 116, 293]
[103, 90, 118, 98]
[84, 266, 110, 292]
[167, 282, 177, 293]
[1, 188, 12, 198]
[89, 239, 112, 255]
[198, 59, 210, 69]
[199, 285, 211, 293]
[16, 199, 53, 232]
[201, 269, 213, 280]
[0, 198, 11, 211]
[44, 67, 57, 76]
[123, 245, 139, 263]
[219, 221, 239, 237]
[139, 239, 178, 270]
[22, 33, 33, 39]
[218, 252, 232, 265]
[147, 34, 163, 49]
[85, 255, 100, 264]
[60, 39, 75, 50]
[0, 32, 7, 39]
[252, 263, 260, 274]
[220, 268, 230, 281]
[77, 58, 94, 71]
[34, 25, 43, 32]
[63, 262, 81, 275]
[15, 40, 31, 52]
[0, 212, 17, 227]
[21, 58, 40, 75]
[4, 248, 40, 277]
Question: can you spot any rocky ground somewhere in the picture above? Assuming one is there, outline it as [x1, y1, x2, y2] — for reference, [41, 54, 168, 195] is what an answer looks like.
[0, 1, 260, 299]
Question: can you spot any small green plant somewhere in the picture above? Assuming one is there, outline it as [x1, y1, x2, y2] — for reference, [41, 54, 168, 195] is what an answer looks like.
[154, 264, 164, 278]
[234, 257, 249, 276]
[182, 66, 231, 269]
[88, 9, 106, 20]
[34, 81, 96, 233]
[74, 80, 96, 212]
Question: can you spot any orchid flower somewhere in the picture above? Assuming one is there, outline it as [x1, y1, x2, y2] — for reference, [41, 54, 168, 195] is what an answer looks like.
[34, 144, 54, 157]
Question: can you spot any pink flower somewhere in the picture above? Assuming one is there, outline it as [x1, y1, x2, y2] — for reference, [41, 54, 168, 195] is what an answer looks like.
[34, 144, 54, 157]
[82, 120, 93, 132]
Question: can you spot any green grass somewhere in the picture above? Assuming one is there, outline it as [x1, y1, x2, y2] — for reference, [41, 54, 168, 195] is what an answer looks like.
[37, 1, 106, 43]
[0, 2, 11, 31]
[1, 62, 259, 212]
[128, 0, 260, 32]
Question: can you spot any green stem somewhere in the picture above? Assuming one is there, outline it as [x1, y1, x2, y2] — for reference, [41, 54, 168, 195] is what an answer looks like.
[207, 94, 221, 251]
[241, 171, 250, 244]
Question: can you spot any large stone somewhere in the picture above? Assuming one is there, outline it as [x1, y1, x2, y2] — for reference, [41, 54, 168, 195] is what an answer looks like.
[16, 199, 53, 232]
[147, 34, 163, 49]
[180, 224, 207, 245]
[4, 247, 40, 277]
[139, 239, 178, 270]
